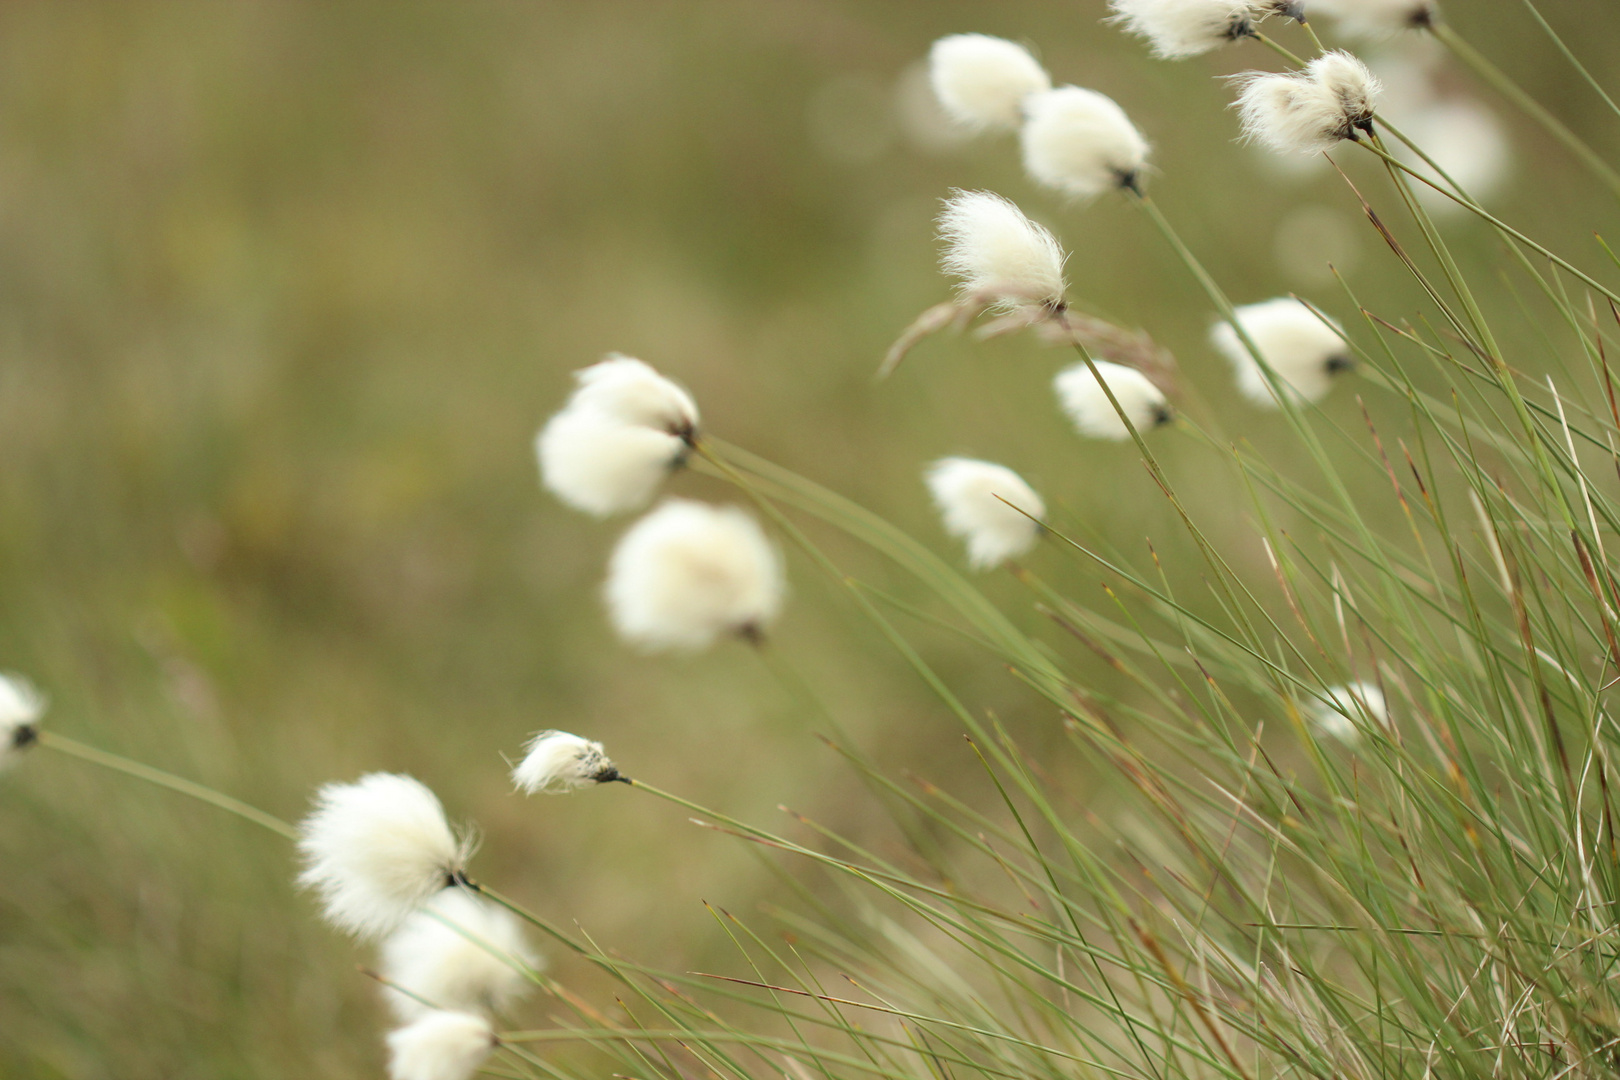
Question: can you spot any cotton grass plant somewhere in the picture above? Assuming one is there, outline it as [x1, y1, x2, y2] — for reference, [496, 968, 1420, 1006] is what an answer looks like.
[7, 3, 1620, 1079]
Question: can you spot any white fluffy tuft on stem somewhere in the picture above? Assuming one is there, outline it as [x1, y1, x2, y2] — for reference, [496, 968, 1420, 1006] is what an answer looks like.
[511, 730, 622, 793]
[1309, 681, 1391, 745]
[536, 355, 699, 517]
[1311, 0, 1437, 37]
[379, 887, 540, 1023]
[925, 458, 1045, 571]
[927, 34, 1051, 131]
[568, 354, 699, 437]
[1020, 87, 1150, 198]
[385, 1009, 496, 1080]
[1108, 0, 1260, 59]
[605, 499, 785, 652]
[297, 773, 469, 941]
[1234, 51, 1382, 154]
[1212, 298, 1352, 407]
[0, 672, 45, 771]
[937, 190, 1067, 312]
[537, 409, 689, 517]
[1054, 361, 1172, 441]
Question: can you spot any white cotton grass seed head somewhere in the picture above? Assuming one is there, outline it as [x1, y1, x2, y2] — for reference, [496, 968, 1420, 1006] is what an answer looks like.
[1399, 99, 1510, 214]
[1235, 52, 1382, 155]
[1212, 298, 1352, 407]
[1312, 0, 1438, 37]
[1020, 87, 1150, 198]
[937, 190, 1067, 312]
[380, 887, 540, 1023]
[297, 773, 469, 941]
[1108, 0, 1260, 59]
[537, 408, 689, 518]
[925, 458, 1045, 571]
[386, 1009, 496, 1080]
[927, 34, 1051, 132]
[1054, 361, 1172, 441]
[568, 354, 699, 439]
[1309, 681, 1391, 745]
[0, 672, 44, 771]
[511, 730, 624, 794]
[605, 499, 785, 652]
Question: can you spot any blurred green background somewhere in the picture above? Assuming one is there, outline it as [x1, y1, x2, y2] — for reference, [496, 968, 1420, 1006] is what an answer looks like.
[0, 1, 1616, 1075]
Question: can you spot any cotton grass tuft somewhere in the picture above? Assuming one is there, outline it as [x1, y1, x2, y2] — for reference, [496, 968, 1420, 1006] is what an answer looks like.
[385, 1009, 496, 1080]
[1020, 87, 1150, 198]
[1234, 52, 1382, 154]
[605, 499, 785, 652]
[1108, 0, 1260, 59]
[1309, 681, 1391, 745]
[511, 730, 624, 793]
[927, 34, 1051, 132]
[1312, 0, 1438, 37]
[537, 355, 700, 517]
[0, 673, 44, 771]
[297, 773, 470, 941]
[537, 409, 689, 517]
[1212, 298, 1352, 406]
[1054, 361, 1172, 441]
[925, 458, 1045, 571]
[937, 190, 1067, 312]
[379, 887, 539, 1022]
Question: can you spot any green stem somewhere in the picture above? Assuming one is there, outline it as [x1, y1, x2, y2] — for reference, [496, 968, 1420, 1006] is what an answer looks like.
[36, 730, 298, 840]
[1434, 22, 1620, 202]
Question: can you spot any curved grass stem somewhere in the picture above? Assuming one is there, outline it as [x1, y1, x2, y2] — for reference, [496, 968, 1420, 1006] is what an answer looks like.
[36, 730, 298, 840]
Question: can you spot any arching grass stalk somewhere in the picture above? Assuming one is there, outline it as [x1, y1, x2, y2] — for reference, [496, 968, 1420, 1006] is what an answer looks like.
[35, 730, 298, 840]
[1431, 20, 1620, 202]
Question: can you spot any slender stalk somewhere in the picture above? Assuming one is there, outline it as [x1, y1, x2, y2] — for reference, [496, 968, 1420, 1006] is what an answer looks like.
[36, 730, 298, 840]
[1433, 21, 1620, 201]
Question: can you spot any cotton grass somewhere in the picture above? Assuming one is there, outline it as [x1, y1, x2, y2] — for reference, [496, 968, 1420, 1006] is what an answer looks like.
[1234, 52, 1382, 154]
[1020, 87, 1150, 198]
[927, 34, 1050, 132]
[925, 458, 1045, 571]
[1054, 360, 1171, 440]
[605, 499, 785, 652]
[385, 1010, 496, 1080]
[1212, 298, 1352, 406]
[1108, 0, 1260, 59]
[297, 773, 469, 940]
[937, 190, 1067, 312]
[379, 887, 539, 1022]
[511, 730, 624, 793]
[0, 673, 44, 771]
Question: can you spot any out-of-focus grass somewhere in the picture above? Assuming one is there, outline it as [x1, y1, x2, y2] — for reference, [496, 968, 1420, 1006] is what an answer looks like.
[0, 1, 1616, 1075]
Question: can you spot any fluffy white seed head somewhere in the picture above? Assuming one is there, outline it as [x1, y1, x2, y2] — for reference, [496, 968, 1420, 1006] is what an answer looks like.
[511, 730, 622, 794]
[1212, 298, 1351, 407]
[1309, 681, 1391, 745]
[937, 190, 1067, 312]
[297, 773, 468, 941]
[605, 499, 785, 652]
[927, 34, 1051, 131]
[386, 1010, 496, 1080]
[1054, 361, 1172, 441]
[1235, 52, 1382, 154]
[568, 355, 699, 438]
[537, 408, 688, 517]
[1020, 87, 1150, 198]
[925, 458, 1045, 571]
[1398, 99, 1509, 214]
[1108, 0, 1259, 58]
[1312, 0, 1437, 37]
[0, 673, 44, 771]
[380, 887, 540, 1023]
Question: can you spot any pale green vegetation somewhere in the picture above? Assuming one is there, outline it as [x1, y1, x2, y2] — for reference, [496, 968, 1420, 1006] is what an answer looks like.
[3, 2, 1620, 1078]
